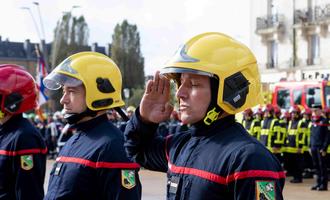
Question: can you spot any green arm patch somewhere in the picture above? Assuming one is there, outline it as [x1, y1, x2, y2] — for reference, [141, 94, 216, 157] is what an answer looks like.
[256, 181, 275, 200]
[121, 170, 136, 189]
[21, 155, 34, 170]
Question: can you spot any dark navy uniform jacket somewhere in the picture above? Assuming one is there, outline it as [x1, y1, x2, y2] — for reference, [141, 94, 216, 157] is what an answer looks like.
[45, 114, 141, 200]
[125, 111, 285, 200]
[0, 114, 47, 200]
[310, 117, 329, 151]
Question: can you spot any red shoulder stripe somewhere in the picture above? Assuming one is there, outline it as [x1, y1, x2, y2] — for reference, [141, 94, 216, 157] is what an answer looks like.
[169, 163, 227, 184]
[0, 148, 48, 156]
[56, 156, 140, 169]
[168, 163, 285, 185]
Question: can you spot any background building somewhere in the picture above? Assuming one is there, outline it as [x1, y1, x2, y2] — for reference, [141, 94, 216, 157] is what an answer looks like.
[0, 36, 110, 77]
[251, 0, 330, 83]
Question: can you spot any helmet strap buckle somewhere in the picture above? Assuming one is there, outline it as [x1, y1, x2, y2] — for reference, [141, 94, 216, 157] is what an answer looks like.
[203, 107, 221, 125]
[0, 110, 5, 119]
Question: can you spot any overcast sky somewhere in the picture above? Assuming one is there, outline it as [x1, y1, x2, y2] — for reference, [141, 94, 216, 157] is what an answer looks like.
[0, 0, 252, 75]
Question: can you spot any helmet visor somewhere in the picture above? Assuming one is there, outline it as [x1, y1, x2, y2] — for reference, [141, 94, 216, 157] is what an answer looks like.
[43, 71, 82, 90]
[160, 67, 214, 81]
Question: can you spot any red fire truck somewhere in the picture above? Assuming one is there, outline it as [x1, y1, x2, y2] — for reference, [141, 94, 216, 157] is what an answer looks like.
[271, 80, 330, 109]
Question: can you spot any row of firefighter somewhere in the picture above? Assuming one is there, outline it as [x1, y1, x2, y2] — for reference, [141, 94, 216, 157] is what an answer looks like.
[240, 104, 330, 185]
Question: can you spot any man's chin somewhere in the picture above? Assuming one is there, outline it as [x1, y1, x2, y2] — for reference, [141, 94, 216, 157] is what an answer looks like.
[63, 109, 72, 114]
[179, 115, 190, 125]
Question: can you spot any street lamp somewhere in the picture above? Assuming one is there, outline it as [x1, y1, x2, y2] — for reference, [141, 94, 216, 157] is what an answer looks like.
[20, 6, 41, 41]
[62, 5, 81, 15]
[71, 5, 81, 12]
[33, 2, 45, 40]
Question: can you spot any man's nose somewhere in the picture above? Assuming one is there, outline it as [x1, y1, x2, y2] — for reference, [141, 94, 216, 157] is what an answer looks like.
[60, 93, 68, 105]
[176, 85, 187, 99]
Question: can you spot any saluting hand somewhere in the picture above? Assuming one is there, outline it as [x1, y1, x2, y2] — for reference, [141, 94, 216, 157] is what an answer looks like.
[140, 71, 173, 123]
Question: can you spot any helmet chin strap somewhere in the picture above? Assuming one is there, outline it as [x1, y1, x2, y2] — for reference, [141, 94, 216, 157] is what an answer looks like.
[195, 76, 223, 127]
[0, 110, 5, 119]
[64, 108, 98, 124]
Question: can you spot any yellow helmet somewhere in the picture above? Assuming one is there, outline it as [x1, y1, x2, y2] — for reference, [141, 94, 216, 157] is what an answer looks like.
[160, 32, 262, 115]
[44, 51, 124, 110]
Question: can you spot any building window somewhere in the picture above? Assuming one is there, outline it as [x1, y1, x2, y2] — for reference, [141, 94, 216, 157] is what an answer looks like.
[277, 89, 290, 109]
[293, 89, 302, 105]
[306, 87, 321, 108]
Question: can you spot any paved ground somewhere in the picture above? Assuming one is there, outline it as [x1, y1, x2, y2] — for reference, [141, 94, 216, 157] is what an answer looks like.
[45, 160, 329, 199]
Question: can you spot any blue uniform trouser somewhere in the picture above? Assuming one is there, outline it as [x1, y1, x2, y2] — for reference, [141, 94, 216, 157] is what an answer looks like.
[286, 153, 303, 181]
[311, 148, 328, 187]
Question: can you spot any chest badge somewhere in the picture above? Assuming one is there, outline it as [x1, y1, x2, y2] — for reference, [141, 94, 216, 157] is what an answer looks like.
[121, 170, 136, 189]
[20, 155, 34, 170]
[256, 181, 275, 200]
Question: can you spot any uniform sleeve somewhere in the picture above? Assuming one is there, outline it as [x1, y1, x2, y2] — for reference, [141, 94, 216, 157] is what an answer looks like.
[228, 143, 285, 200]
[124, 108, 168, 172]
[96, 138, 141, 200]
[273, 121, 282, 146]
[322, 119, 329, 151]
[297, 121, 306, 148]
[13, 129, 47, 200]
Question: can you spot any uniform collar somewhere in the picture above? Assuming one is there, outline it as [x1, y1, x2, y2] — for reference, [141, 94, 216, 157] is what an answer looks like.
[190, 115, 236, 137]
[0, 114, 23, 134]
[71, 113, 108, 132]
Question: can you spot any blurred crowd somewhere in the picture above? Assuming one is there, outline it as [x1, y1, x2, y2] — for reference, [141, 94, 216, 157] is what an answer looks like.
[27, 103, 330, 191]
[240, 104, 330, 190]
[28, 106, 187, 159]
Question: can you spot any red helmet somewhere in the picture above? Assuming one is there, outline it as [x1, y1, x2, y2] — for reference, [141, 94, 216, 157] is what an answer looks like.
[281, 111, 290, 120]
[263, 104, 274, 113]
[243, 108, 253, 117]
[273, 106, 281, 117]
[289, 105, 301, 114]
[301, 108, 312, 115]
[0, 64, 37, 116]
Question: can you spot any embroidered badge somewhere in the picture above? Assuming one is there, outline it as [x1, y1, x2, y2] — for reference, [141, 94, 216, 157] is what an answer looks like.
[21, 155, 34, 170]
[121, 170, 136, 189]
[256, 181, 275, 200]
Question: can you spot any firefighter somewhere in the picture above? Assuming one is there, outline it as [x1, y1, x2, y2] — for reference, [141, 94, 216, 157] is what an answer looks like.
[285, 105, 306, 183]
[310, 108, 329, 191]
[260, 104, 283, 164]
[124, 32, 285, 199]
[273, 106, 281, 120]
[281, 111, 291, 126]
[280, 110, 291, 175]
[0, 64, 47, 200]
[242, 108, 254, 134]
[252, 107, 263, 141]
[43, 52, 141, 199]
[323, 107, 330, 177]
[301, 108, 314, 178]
[274, 106, 287, 155]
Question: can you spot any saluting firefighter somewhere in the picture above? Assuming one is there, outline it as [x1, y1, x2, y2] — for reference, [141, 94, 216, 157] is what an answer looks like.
[43, 52, 141, 199]
[0, 64, 47, 200]
[124, 32, 285, 199]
